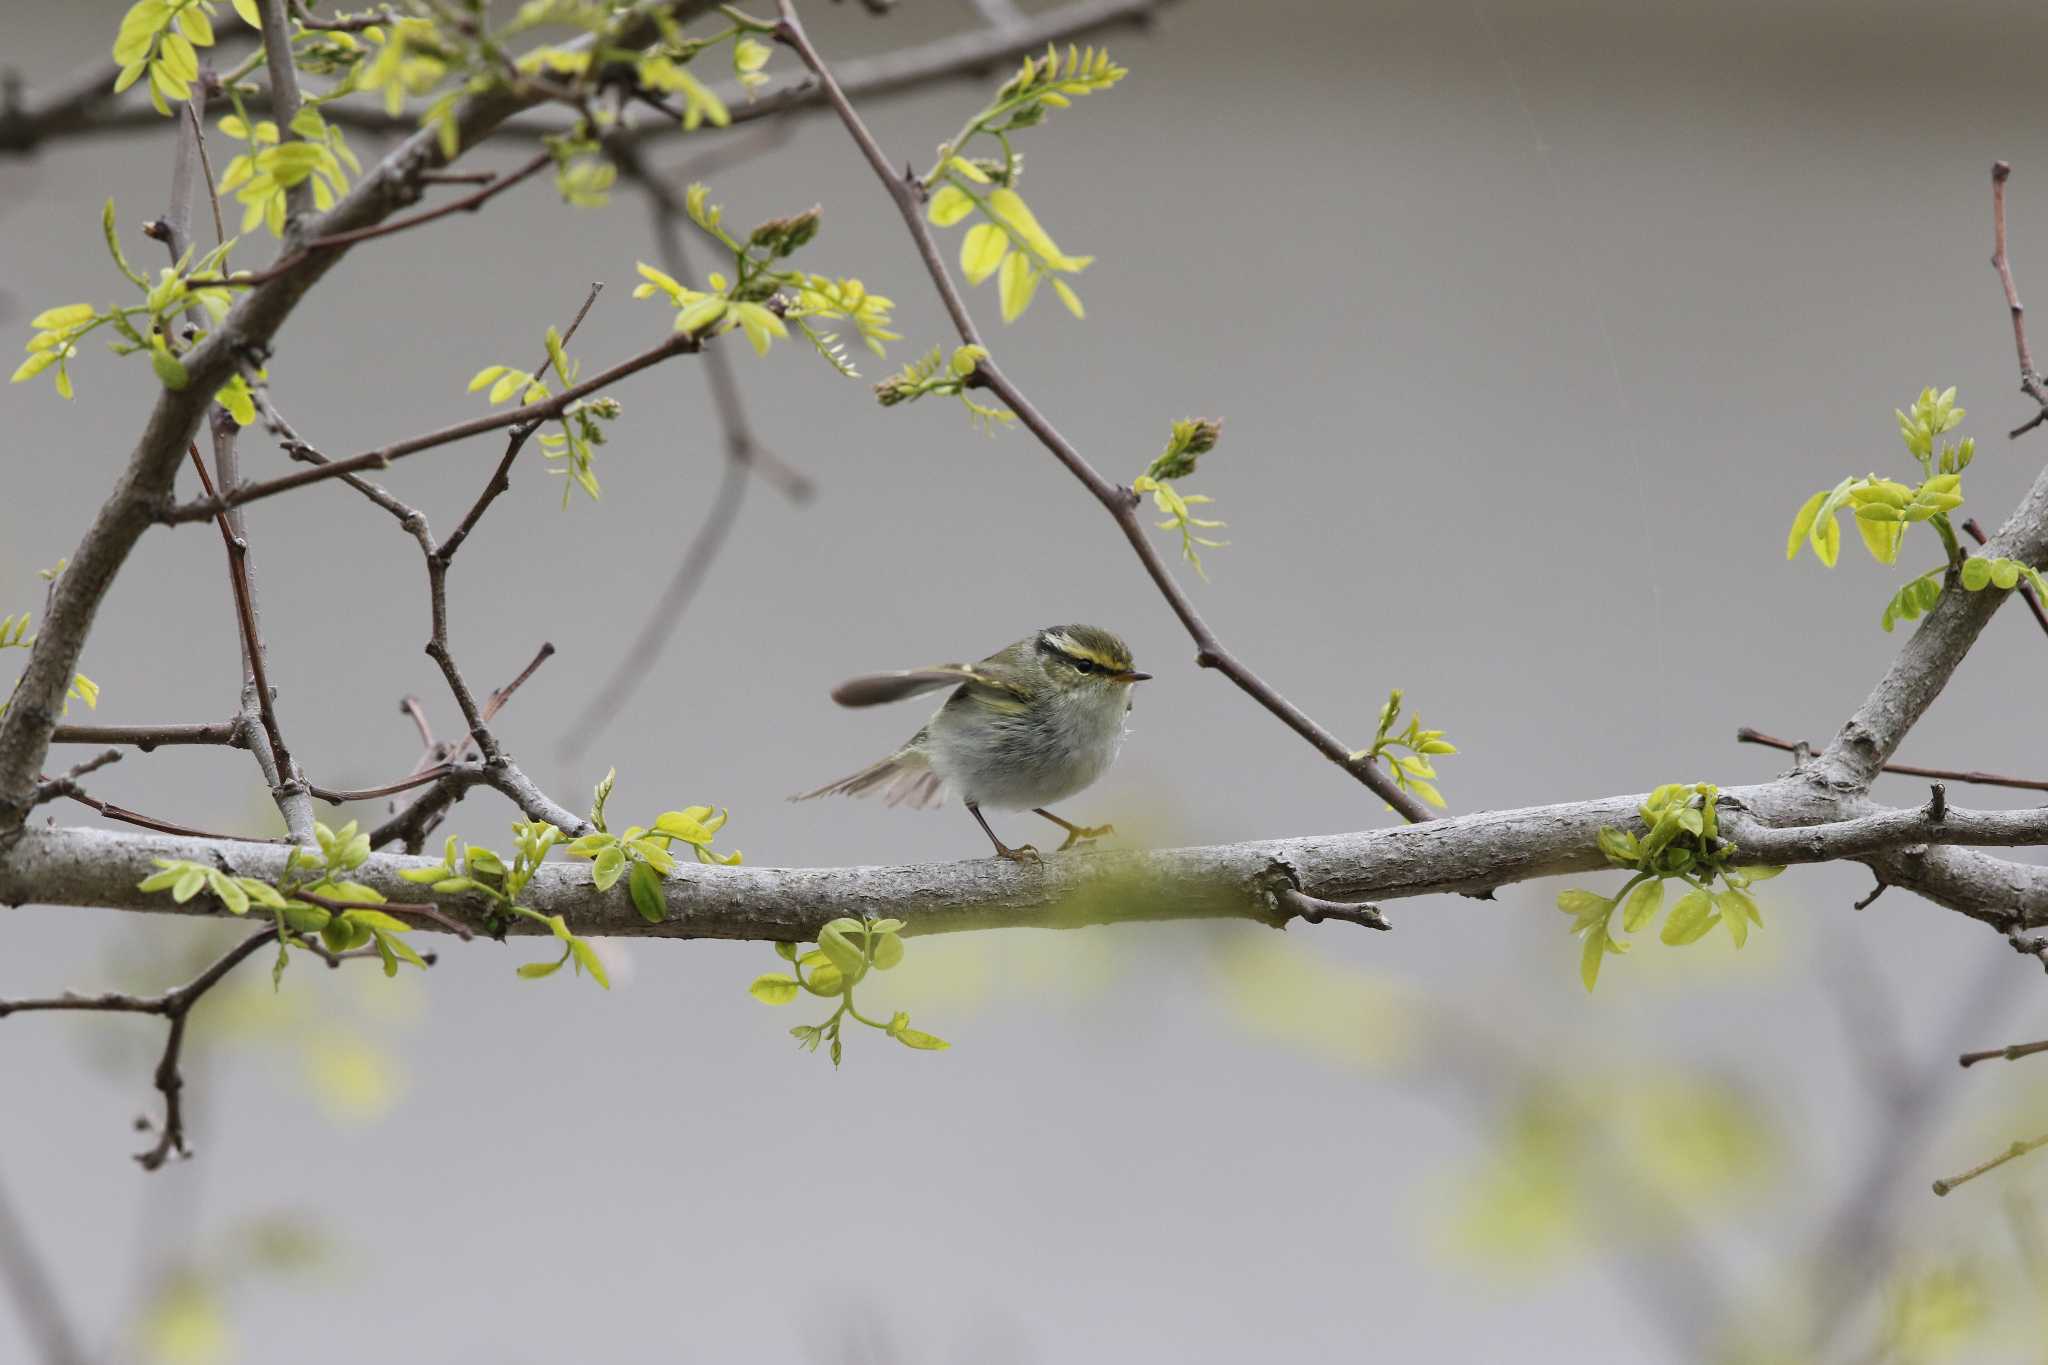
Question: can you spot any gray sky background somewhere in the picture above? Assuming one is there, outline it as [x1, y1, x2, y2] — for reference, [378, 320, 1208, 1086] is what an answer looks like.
[5, 1, 2048, 1360]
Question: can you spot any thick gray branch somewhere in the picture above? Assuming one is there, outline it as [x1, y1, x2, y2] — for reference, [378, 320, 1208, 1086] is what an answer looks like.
[1817, 450, 2048, 791]
[6, 776, 2045, 944]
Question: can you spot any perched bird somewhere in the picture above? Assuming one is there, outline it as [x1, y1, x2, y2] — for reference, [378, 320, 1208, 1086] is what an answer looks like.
[793, 625, 1151, 861]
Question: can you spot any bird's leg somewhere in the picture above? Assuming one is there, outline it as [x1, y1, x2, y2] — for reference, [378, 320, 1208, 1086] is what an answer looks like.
[1034, 808, 1114, 852]
[968, 802, 1039, 863]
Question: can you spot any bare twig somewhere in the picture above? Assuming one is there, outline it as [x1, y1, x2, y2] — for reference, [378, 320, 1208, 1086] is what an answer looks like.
[30, 748, 123, 810]
[163, 330, 704, 523]
[184, 100, 226, 246]
[1277, 886, 1390, 931]
[1991, 162, 2048, 438]
[218, 150, 553, 288]
[1959, 1038, 2048, 1068]
[0, 927, 281, 1169]
[186, 440, 314, 839]
[1737, 727, 2048, 794]
[50, 785, 278, 843]
[771, 0, 1436, 823]
[49, 720, 245, 751]
[307, 764, 455, 804]
[1933, 1132, 2048, 1196]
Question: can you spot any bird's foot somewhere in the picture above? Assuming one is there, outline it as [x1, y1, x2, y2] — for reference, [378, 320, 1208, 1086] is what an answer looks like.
[995, 842, 1042, 865]
[1056, 822, 1114, 852]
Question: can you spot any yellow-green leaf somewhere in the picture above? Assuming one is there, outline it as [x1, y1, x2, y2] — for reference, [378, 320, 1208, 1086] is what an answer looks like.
[749, 973, 800, 1005]
[998, 251, 1038, 322]
[927, 184, 975, 227]
[960, 223, 1008, 285]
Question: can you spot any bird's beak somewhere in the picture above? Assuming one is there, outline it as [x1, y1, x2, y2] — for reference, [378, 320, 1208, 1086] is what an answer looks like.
[1114, 670, 1152, 684]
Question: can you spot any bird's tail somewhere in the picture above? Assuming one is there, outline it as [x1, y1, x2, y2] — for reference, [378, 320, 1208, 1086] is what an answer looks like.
[790, 748, 946, 809]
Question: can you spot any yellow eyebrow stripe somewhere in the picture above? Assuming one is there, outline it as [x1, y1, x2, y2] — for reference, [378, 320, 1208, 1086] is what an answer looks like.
[1042, 632, 1128, 671]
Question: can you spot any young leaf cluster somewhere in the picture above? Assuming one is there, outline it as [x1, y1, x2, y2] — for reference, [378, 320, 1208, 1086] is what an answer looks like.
[1347, 688, 1454, 810]
[466, 325, 620, 504]
[1555, 783, 1784, 992]
[561, 768, 741, 927]
[633, 185, 899, 375]
[112, 0, 260, 116]
[11, 201, 240, 409]
[216, 108, 362, 235]
[920, 44, 1125, 323]
[1131, 417, 1226, 577]
[139, 819, 430, 988]
[748, 917, 947, 1068]
[1788, 387, 1980, 630]
[872, 344, 1013, 431]
[398, 819, 611, 987]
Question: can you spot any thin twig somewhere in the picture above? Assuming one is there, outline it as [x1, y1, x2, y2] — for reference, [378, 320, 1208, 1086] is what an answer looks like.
[186, 441, 313, 837]
[52, 785, 278, 842]
[1277, 886, 1390, 930]
[772, 0, 1435, 822]
[218, 150, 553, 288]
[1933, 1132, 2048, 1196]
[49, 720, 245, 750]
[307, 764, 455, 804]
[184, 99, 226, 246]
[0, 927, 281, 1169]
[163, 330, 703, 522]
[292, 888, 473, 940]
[1959, 1038, 2048, 1068]
[1736, 727, 2048, 794]
[1991, 162, 2048, 439]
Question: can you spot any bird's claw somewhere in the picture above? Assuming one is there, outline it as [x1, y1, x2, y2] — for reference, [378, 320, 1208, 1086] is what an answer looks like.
[1056, 823, 1114, 852]
[996, 842, 1042, 865]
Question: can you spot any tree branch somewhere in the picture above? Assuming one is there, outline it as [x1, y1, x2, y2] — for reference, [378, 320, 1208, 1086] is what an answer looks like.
[161, 329, 704, 523]
[0, 0, 1172, 151]
[9, 775, 2048, 945]
[1959, 1038, 2048, 1068]
[187, 437, 315, 839]
[1991, 161, 2048, 438]
[1736, 726, 2048, 794]
[0, 927, 281, 1169]
[0, 2, 711, 831]
[770, 0, 1436, 823]
[48, 721, 245, 751]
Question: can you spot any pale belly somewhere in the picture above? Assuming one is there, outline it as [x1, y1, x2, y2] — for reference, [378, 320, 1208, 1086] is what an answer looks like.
[924, 690, 1130, 810]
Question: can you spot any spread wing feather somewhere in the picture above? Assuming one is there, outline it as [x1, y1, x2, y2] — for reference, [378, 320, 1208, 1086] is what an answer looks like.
[829, 665, 1021, 707]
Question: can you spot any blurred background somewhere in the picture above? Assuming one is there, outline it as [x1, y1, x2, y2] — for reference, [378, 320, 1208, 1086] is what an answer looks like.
[4, 0, 2048, 1360]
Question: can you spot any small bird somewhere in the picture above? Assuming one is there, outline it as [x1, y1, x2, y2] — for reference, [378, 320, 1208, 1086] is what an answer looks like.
[793, 625, 1151, 861]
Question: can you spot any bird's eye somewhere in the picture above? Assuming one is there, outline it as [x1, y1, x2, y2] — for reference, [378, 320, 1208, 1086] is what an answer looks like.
[1070, 658, 1096, 674]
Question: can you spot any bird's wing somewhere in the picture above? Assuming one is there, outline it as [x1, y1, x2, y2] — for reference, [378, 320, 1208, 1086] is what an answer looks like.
[828, 665, 1024, 707]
